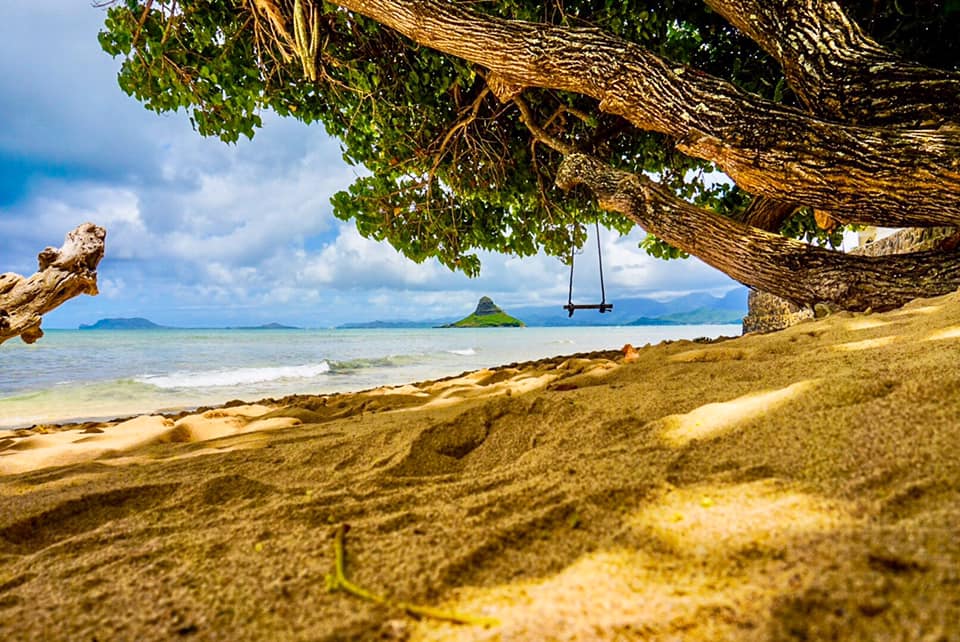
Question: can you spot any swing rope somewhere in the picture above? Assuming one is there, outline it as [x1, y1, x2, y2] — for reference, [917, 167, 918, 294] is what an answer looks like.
[564, 221, 613, 317]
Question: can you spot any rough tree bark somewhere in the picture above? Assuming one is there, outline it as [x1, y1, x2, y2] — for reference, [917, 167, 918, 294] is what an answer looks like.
[732, 197, 798, 233]
[0, 223, 106, 345]
[705, 0, 960, 128]
[709, 0, 960, 233]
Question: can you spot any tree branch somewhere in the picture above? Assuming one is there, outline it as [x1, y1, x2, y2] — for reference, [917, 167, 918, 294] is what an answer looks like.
[705, 0, 960, 127]
[555, 154, 960, 311]
[512, 95, 577, 155]
[706, 0, 960, 234]
[329, 0, 960, 228]
[0, 224, 106, 345]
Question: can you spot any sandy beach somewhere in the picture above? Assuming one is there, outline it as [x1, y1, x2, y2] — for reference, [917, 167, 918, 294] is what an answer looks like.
[2, 291, 960, 640]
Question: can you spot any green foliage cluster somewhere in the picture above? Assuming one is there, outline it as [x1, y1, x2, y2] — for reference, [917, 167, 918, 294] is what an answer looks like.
[98, 0, 959, 275]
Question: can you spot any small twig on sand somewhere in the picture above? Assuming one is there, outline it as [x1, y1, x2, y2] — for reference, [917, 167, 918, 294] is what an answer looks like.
[325, 523, 500, 627]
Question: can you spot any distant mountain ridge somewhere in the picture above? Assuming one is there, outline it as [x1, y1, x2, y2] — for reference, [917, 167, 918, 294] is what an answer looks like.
[78, 318, 298, 330]
[337, 320, 439, 329]
[511, 288, 748, 327]
[226, 322, 300, 330]
[82, 289, 746, 331]
[79, 318, 165, 330]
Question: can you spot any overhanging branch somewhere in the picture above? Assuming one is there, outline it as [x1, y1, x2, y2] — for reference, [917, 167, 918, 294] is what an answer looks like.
[555, 154, 960, 311]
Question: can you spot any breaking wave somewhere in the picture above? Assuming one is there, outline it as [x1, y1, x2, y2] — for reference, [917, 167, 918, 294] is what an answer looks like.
[446, 348, 476, 356]
[137, 362, 332, 389]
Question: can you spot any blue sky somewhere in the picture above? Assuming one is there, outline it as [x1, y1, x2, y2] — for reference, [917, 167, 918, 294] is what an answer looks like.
[0, 1, 738, 329]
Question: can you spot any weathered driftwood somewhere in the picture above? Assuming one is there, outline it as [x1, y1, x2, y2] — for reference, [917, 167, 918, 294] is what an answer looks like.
[0, 223, 106, 345]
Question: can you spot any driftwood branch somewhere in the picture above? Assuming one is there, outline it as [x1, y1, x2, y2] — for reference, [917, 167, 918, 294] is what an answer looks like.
[0, 223, 106, 345]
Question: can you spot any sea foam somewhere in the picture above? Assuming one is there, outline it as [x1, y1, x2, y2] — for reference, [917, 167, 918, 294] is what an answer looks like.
[137, 362, 331, 389]
[446, 348, 477, 356]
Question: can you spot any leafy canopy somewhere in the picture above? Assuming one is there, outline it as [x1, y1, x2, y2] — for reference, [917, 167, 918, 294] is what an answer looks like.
[99, 0, 960, 274]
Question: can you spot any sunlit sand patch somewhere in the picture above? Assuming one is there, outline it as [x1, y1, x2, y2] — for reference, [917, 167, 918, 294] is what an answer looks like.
[172, 409, 299, 442]
[410, 484, 848, 642]
[845, 318, 891, 331]
[832, 336, 897, 352]
[196, 404, 275, 418]
[630, 480, 852, 557]
[500, 373, 559, 395]
[425, 373, 559, 406]
[99, 444, 251, 469]
[657, 380, 818, 447]
[425, 370, 500, 390]
[0, 415, 175, 475]
[889, 305, 942, 317]
[410, 548, 761, 642]
[925, 326, 960, 341]
[0, 406, 295, 476]
[188, 430, 274, 452]
[368, 383, 431, 398]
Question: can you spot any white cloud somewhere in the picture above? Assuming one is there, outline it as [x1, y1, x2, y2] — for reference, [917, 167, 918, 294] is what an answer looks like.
[298, 225, 447, 289]
[97, 276, 125, 299]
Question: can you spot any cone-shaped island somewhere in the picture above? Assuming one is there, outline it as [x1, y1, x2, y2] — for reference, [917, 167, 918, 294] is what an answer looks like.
[443, 296, 525, 327]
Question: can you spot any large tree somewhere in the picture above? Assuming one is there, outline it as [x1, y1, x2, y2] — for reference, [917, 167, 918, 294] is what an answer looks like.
[99, 0, 960, 311]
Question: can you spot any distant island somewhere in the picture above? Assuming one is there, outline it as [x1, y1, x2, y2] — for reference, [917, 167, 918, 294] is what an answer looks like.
[443, 297, 525, 328]
[226, 322, 300, 330]
[626, 317, 684, 326]
[337, 320, 437, 329]
[79, 317, 165, 330]
[626, 309, 744, 326]
[78, 318, 298, 330]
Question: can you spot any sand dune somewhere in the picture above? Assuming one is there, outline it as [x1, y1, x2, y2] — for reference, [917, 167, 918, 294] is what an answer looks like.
[1, 292, 960, 640]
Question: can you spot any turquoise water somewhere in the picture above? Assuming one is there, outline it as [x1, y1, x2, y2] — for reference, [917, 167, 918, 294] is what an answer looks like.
[0, 325, 739, 429]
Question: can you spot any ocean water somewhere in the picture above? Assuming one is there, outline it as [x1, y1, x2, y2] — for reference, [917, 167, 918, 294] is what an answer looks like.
[0, 325, 739, 429]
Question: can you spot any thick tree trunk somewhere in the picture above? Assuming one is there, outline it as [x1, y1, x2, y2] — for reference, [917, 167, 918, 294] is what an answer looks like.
[330, 0, 960, 228]
[0, 224, 106, 345]
[708, 0, 960, 235]
[556, 154, 960, 311]
[705, 0, 960, 128]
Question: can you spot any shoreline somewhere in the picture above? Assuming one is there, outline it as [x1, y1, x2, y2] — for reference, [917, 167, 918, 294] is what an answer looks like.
[1, 338, 732, 435]
[0, 347, 643, 474]
[2, 294, 959, 639]
[0, 324, 741, 432]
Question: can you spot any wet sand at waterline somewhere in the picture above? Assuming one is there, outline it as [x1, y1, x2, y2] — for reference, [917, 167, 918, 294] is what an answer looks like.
[2, 292, 960, 640]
